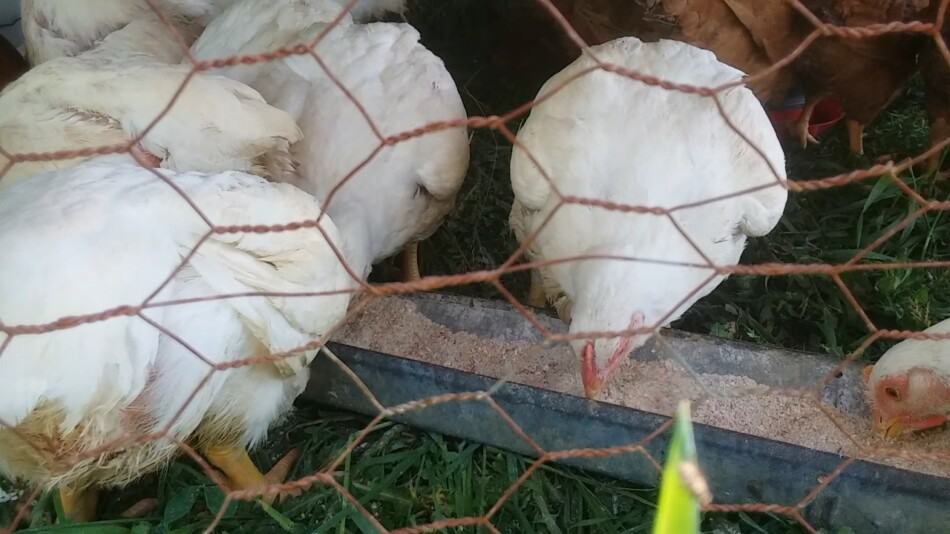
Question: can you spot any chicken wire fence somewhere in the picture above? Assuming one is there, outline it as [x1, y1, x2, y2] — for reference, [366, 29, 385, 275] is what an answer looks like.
[2, 0, 950, 532]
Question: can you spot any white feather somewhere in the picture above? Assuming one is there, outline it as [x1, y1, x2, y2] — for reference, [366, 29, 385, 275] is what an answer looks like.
[509, 37, 788, 367]
[870, 318, 950, 380]
[20, 0, 239, 65]
[0, 16, 303, 186]
[190, 0, 469, 278]
[0, 157, 351, 487]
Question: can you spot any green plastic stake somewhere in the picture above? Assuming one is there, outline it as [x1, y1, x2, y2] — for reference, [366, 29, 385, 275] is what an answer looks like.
[652, 401, 709, 534]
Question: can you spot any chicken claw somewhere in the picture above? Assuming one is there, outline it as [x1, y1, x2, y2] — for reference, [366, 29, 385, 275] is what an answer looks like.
[794, 97, 822, 149]
[797, 125, 819, 149]
[846, 119, 865, 156]
[203, 445, 301, 505]
[58, 486, 98, 523]
[527, 270, 547, 308]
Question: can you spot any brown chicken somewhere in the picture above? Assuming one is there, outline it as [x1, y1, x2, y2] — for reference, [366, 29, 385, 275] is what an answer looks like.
[544, 0, 797, 105]
[789, 0, 932, 155]
[673, 0, 941, 157]
[919, 20, 949, 175]
[499, 0, 939, 157]
[491, 1, 795, 104]
[0, 34, 27, 91]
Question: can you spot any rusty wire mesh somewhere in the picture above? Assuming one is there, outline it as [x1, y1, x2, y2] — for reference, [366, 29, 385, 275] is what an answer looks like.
[1, 0, 950, 532]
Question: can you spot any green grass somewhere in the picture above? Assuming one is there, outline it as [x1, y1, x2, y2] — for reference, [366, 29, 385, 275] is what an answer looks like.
[3, 409, 820, 533]
[4, 0, 948, 531]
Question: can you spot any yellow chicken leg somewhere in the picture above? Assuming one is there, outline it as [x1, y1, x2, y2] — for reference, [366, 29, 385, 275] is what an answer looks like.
[846, 119, 864, 156]
[203, 445, 300, 505]
[400, 242, 421, 282]
[554, 295, 573, 324]
[527, 270, 546, 308]
[58, 486, 99, 523]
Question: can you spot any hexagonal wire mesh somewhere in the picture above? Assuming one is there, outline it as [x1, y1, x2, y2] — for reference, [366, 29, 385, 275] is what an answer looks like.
[1, 0, 950, 532]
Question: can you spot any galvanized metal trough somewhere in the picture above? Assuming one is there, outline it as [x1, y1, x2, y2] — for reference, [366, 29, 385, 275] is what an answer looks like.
[304, 293, 950, 534]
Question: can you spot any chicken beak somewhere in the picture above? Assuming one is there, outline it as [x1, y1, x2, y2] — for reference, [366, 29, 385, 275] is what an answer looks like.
[872, 415, 904, 438]
[583, 379, 603, 400]
[581, 341, 602, 399]
[872, 408, 947, 438]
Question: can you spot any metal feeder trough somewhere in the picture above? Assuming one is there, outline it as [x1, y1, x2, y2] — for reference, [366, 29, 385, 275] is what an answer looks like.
[304, 293, 950, 533]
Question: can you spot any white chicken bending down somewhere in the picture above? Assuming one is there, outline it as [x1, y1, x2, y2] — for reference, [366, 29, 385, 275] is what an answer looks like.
[0, 16, 302, 186]
[509, 37, 788, 399]
[0, 156, 352, 522]
[21, 0, 239, 65]
[864, 319, 950, 438]
[190, 0, 469, 281]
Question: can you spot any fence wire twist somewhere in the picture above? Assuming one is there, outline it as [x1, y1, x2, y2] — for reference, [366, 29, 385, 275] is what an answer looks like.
[2, 0, 950, 532]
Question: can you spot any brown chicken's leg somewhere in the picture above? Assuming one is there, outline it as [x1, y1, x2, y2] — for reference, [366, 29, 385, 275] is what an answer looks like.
[846, 119, 865, 156]
[58, 486, 99, 523]
[925, 150, 945, 178]
[794, 96, 822, 149]
[203, 445, 300, 505]
[400, 242, 421, 282]
[926, 118, 949, 178]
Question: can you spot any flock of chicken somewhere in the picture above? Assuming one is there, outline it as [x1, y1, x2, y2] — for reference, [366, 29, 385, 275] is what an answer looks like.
[0, 0, 946, 525]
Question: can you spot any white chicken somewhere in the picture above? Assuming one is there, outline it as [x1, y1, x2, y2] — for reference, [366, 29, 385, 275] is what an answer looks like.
[189, 0, 469, 281]
[864, 319, 950, 438]
[21, 0, 235, 65]
[0, 156, 352, 522]
[0, 13, 302, 185]
[509, 37, 788, 399]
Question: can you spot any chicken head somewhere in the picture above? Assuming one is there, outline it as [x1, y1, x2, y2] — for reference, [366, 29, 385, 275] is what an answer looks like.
[578, 311, 646, 399]
[863, 327, 950, 438]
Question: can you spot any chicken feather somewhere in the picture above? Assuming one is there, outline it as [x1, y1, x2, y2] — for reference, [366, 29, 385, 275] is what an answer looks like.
[510, 37, 787, 398]
[0, 157, 351, 490]
[191, 0, 468, 279]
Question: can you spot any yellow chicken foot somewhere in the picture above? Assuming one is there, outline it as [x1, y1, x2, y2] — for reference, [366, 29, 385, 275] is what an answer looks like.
[527, 270, 546, 308]
[203, 445, 301, 505]
[846, 119, 864, 156]
[400, 242, 421, 282]
[794, 96, 822, 148]
[58, 486, 99, 523]
[554, 295, 573, 324]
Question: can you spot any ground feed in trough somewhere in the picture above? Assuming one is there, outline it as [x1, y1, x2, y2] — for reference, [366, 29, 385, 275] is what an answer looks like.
[331, 294, 950, 479]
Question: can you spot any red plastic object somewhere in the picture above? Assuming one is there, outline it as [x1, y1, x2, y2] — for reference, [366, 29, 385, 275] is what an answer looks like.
[766, 98, 844, 141]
